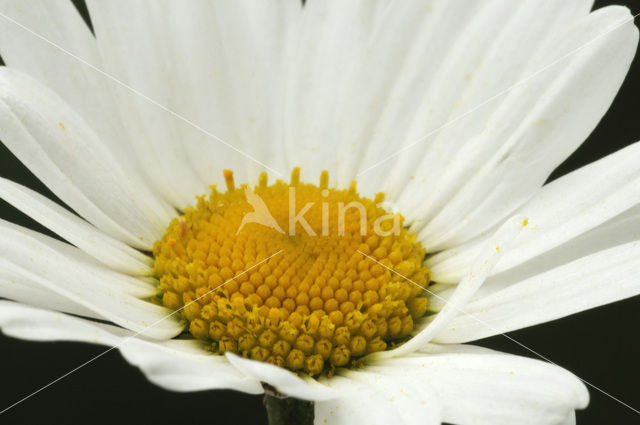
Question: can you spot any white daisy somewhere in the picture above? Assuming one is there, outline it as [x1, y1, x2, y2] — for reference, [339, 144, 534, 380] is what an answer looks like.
[0, 1, 639, 425]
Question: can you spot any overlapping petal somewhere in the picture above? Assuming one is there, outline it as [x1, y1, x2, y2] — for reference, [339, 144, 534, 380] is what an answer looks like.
[0, 177, 152, 275]
[0, 219, 182, 339]
[431, 240, 640, 343]
[369, 344, 588, 425]
[0, 301, 261, 393]
[0, 1, 638, 423]
[430, 140, 640, 284]
[0, 68, 174, 249]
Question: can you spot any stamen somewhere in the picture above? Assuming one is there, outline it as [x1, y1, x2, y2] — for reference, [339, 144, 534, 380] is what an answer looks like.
[348, 181, 357, 195]
[223, 169, 235, 192]
[290, 167, 300, 186]
[319, 170, 329, 190]
[259, 171, 268, 189]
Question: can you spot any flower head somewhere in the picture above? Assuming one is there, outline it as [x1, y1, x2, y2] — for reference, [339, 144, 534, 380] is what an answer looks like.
[0, 1, 639, 424]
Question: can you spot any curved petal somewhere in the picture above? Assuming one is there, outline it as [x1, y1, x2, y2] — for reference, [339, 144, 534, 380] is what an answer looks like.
[370, 343, 588, 425]
[0, 177, 152, 275]
[289, 1, 595, 193]
[562, 412, 577, 425]
[85, 0, 299, 200]
[314, 375, 404, 425]
[433, 240, 640, 343]
[0, 300, 125, 342]
[0, 67, 174, 249]
[0, 269, 101, 319]
[200, 0, 301, 183]
[361, 0, 593, 196]
[315, 372, 441, 425]
[411, 5, 638, 250]
[0, 301, 262, 394]
[0, 219, 182, 339]
[283, 0, 392, 184]
[84, 0, 206, 207]
[373, 215, 525, 359]
[0, 0, 137, 162]
[225, 353, 336, 401]
[430, 140, 640, 283]
[120, 339, 262, 394]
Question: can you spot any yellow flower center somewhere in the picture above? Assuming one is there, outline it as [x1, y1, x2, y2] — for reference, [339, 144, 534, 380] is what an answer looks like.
[153, 169, 429, 376]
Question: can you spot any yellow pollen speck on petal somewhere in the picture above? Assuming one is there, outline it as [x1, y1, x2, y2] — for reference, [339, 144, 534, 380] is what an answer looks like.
[152, 169, 430, 376]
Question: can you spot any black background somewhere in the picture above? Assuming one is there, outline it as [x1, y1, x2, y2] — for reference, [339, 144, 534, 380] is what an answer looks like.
[1, 1, 639, 424]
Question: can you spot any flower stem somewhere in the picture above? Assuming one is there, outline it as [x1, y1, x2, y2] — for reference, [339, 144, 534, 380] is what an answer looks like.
[263, 394, 314, 425]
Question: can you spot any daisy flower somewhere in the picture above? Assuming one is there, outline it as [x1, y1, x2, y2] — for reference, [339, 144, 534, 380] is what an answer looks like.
[0, 1, 639, 424]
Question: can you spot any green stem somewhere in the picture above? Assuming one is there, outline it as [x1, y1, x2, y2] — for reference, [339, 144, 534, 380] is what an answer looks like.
[263, 392, 314, 425]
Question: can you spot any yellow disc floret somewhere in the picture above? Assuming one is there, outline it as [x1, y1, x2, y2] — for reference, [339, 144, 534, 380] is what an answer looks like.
[153, 169, 430, 376]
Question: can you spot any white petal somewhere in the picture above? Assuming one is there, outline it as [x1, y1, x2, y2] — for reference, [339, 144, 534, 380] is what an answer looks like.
[149, 1, 244, 188]
[0, 269, 101, 319]
[290, 1, 590, 191]
[314, 375, 402, 425]
[120, 339, 262, 394]
[315, 373, 440, 425]
[374, 215, 525, 359]
[0, 0, 135, 162]
[412, 5, 638, 250]
[344, 0, 491, 191]
[0, 67, 174, 249]
[356, 0, 592, 196]
[342, 370, 441, 425]
[370, 343, 588, 425]
[424, 205, 640, 312]
[433, 240, 640, 343]
[201, 0, 300, 183]
[84, 0, 209, 207]
[225, 353, 336, 401]
[284, 0, 389, 184]
[0, 300, 125, 343]
[0, 177, 152, 275]
[0, 301, 262, 394]
[0, 219, 182, 339]
[0, 219, 154, 297]
[562, 412, 577, 425]
[86, 1, 297, 200]
[430, 140, 640, 283]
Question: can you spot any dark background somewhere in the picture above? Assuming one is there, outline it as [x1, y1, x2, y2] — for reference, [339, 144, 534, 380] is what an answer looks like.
[1, 1, 639, 424]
